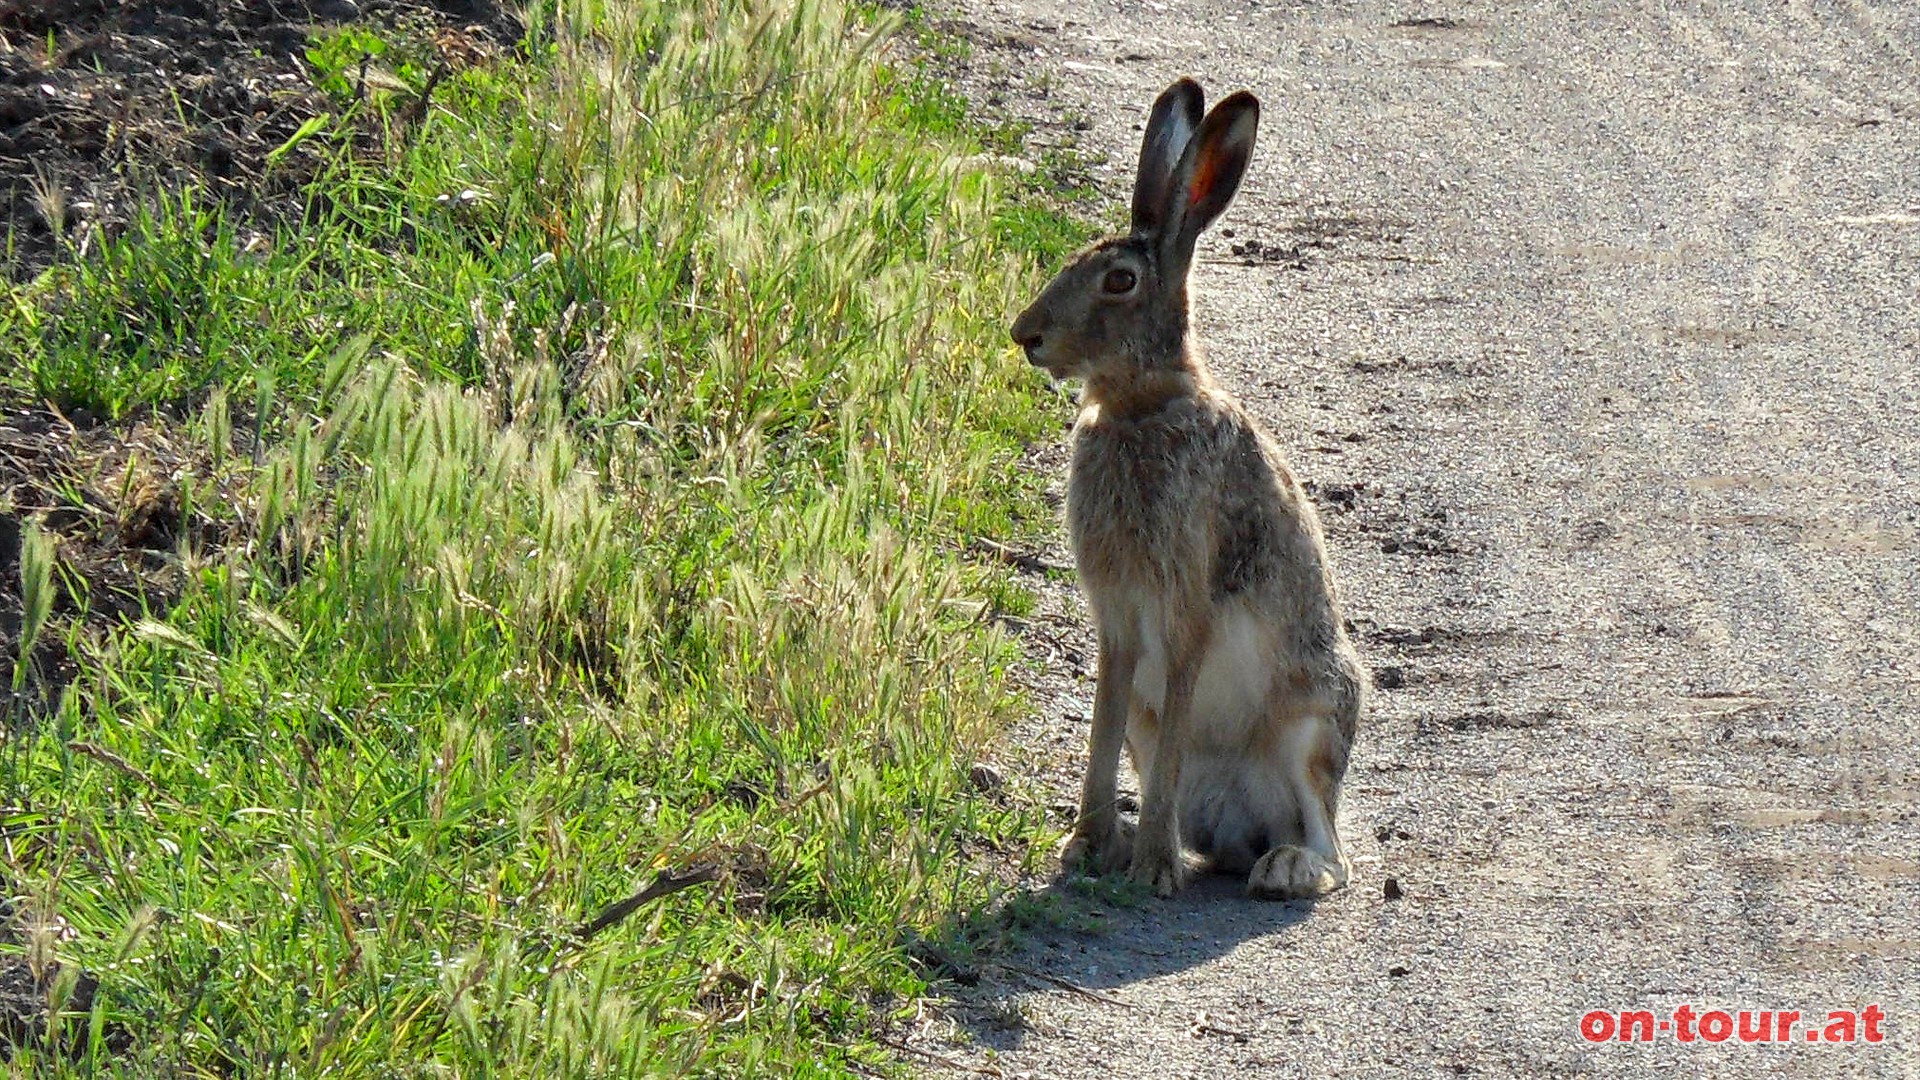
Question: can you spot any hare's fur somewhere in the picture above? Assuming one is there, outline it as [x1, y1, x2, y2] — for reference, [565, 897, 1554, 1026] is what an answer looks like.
[1012, 79, 1365, 899]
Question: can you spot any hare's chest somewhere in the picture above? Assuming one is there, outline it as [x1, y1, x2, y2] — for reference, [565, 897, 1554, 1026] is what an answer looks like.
[1065, 424, 1212, 586]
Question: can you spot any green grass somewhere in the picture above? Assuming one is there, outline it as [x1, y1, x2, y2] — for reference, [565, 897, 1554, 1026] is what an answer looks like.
[0, 0, 1093, 1073]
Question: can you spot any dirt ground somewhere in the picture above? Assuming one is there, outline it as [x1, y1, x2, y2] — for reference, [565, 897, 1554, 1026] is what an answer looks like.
[0, 0, 520, 280]
[913, 1, 1920, 1076]
[0, 389, 225, 719]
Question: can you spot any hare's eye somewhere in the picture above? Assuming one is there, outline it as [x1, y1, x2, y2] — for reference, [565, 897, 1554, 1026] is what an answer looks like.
[1101, 268, 1137, 295]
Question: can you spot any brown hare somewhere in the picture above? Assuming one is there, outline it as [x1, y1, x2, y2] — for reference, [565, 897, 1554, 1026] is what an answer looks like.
[1010, 78, 1366, 899]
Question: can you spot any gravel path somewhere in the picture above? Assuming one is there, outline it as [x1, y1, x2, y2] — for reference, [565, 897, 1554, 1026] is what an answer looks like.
[913, 1, 1920, 1076]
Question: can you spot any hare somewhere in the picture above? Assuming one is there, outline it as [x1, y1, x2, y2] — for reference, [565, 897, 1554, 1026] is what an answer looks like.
[1009, 79, 1366, 899]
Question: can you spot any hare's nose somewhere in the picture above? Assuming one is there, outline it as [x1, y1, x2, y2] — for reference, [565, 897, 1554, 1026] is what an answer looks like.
[1012, 326, 1044, 361]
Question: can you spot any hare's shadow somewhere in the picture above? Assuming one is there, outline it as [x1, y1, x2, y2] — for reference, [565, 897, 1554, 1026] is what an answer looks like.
[931, 867, 1319, 1055]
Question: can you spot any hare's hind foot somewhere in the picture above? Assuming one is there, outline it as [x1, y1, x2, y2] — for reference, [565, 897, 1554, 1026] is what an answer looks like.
[1058, 816, 1135, 877]
[1246, 845, 1349, 901]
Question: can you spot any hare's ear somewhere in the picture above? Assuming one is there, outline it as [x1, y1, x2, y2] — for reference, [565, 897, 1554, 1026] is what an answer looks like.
[1160, 91, 1260, 276]
[1131, 78, 1205, 235]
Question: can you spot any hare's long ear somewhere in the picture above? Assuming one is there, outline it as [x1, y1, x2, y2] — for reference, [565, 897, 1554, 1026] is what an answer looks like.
[1159, 91, 1260, 281]
[1130, 78, 1205, 235]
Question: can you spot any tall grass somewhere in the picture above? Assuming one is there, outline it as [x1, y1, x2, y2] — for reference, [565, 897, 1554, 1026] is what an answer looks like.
[0, 0, 1081, 1073]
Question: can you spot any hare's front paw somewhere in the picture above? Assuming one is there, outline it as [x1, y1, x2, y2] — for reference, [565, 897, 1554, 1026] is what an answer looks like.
[1246, 846, 1348, 900]
[1126, 839, 1190, 898]
[1059, 818, 1134, 876]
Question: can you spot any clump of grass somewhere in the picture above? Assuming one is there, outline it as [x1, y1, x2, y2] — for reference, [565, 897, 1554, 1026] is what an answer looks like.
[10, 518, 53, 690]
[0, 0, 1072, 1074]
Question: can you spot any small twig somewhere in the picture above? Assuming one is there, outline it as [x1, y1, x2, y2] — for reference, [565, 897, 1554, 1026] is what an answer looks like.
[415, 952, 490, 1049]
[1002, 963, 1135, 1010]
[67, 741, 183, 809]
[650, 67, 828, 120]
[1190, 1014, 1251, 1043]
[572, 864, 721, 943]
[966, 537, 1072, 576]
[784, 778, 833, 813]
[42, 399, 80, 442]
[1059, 794, 1134, 839]
[404, 61, 451, 128]
[874, 1035, 1005, 1077]
[903, 929, 979, 987]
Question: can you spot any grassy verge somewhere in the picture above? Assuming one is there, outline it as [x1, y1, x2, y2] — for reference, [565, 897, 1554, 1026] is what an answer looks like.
[0, 0, 1093, 1073]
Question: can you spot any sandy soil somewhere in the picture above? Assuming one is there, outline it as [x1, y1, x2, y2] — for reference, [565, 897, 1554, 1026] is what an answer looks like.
[911, 1, 1920, 1076]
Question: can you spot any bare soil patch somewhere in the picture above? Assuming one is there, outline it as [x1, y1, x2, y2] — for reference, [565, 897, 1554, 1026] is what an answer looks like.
[0, 0, 522, 279]
[0, 391, 230, 719]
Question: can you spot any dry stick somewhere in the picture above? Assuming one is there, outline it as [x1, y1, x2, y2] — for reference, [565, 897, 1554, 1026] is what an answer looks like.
[1002, 963, 1136, 1010]
[403, 62, 451, 130]
[784, 777, 833, 813]
[572, 864, 722, 943]
[415, 951, 492, 1050]
[67, 741, 183, 810]
[965, 537, 1073, 576]
[874, 1035, 1005, 1078]
[1190, 1016, 1252, 1042]
[1060, 793, 1134, 839]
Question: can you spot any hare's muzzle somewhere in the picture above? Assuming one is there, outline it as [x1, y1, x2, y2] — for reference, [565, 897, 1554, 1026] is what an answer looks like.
[1014, 330, 1046, 366]
[1010, 308, 1048, 367]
